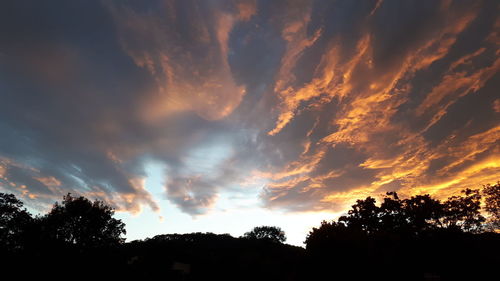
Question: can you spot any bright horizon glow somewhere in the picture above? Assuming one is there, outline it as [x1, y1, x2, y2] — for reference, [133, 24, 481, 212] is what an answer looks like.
[115, 162, 339, 247]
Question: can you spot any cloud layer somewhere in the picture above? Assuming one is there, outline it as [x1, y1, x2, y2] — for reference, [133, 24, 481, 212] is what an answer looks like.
[0, 0, 498, 216]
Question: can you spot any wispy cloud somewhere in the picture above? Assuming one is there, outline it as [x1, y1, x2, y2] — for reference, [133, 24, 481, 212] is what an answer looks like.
[0, 0, 498, 218]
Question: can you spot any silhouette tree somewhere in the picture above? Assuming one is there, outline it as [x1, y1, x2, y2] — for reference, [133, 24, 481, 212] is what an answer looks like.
[442, 189, 485, 233]
[339, 196, 380, 234]
[243, 226, 286, 243]
[305, 220, 366, 252]
[331, 193, 446, 236]
[309, 189, 490, 241]
[0, 193, 33, 251]
[483, 182, 500, 232]
[402, 194, 444, 233]
[304, 187, 500, 281]
[42, 193, 126, 247]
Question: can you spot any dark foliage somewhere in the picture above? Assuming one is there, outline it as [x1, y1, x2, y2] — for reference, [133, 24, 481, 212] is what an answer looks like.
[0, 183, 499, 280]
[0, 193, 126, 279]
[305, 188, 499, 280]
[40, 193, 126, 247]
[483, 182, 500, 231]
[322, 189, 486, 237]
[242, 225, 287, 243]
[0, 193, 32, 251]
[121, 233, 305, 280]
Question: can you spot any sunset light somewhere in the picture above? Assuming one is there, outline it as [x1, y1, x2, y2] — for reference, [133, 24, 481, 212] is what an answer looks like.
[0, 0, 498, 254]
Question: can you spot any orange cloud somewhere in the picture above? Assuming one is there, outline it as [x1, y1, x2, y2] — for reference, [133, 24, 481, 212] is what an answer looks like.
[35, 176, 61, 188]
[0, 163, 5, 181]
[407, 155, 500, 199]
[260, 2, 498, 212]
[494, 99, 500, 113]
[236, 0, 257, 22]
[417, 52, 500, 132]
[108, 1, 247, 123]
[269, 33, 370, 136]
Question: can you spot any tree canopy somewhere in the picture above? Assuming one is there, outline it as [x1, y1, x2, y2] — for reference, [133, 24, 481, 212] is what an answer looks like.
[306, 188, 492, 249]
[243, 226, 287, 243]
[0, 183, 498, 280]
[0, 193, 33, 250]
[483, 182, 500, 231]
[41, 193, 126, 247]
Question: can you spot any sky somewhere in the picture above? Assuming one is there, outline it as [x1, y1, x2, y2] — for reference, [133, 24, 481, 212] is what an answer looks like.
[0, 0, 499, 246]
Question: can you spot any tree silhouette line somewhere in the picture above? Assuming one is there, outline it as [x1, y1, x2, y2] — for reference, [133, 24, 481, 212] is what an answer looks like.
[0, 182, 498, 280]
[305, 184, 499, 281]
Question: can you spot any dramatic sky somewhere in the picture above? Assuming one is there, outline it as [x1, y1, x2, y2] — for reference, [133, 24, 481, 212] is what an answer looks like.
[0, 0, 499, 246]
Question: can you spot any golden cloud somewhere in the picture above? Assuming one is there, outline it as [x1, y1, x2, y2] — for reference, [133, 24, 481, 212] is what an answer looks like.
[261, 1, 499, 211]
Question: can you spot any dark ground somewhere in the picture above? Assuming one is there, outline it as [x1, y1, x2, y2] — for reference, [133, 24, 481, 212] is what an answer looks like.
[2, 231, 498, 281]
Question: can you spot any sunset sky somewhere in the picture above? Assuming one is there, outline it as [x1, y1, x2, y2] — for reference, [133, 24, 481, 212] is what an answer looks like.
[0, 0, 498, 246]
